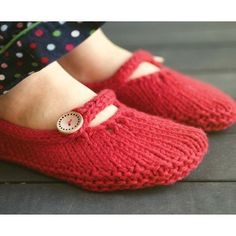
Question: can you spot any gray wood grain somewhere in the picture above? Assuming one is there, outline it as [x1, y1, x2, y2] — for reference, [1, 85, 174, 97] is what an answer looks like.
[103, 22, 236, 47]
[193, 72, 236, 98]
[0, 161, 54, 183]
[187, 132, 236, 180]
[0, 182, 235, 214]
[125, 47, 236, 73]
[103, 23, 236, 72]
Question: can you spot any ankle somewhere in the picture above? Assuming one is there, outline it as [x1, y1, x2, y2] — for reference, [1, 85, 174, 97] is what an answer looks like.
[58, 29, 161, 84]
[58, 29, 132, 83]
[0, 62, 118, 129]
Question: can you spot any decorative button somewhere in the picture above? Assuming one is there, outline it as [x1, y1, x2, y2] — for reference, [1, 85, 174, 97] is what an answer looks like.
[57, 111, 84, 134]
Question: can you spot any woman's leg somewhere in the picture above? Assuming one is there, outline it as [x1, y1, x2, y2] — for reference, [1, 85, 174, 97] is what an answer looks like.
[0, 61, 117, 129]
[58, 29, 161, 83]
[0, 22, 118, 129]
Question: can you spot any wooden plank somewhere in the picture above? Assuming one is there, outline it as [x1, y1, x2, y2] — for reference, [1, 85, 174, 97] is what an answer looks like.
[124, 47, 236, 73]
[193, 72, 236, 98]
[187, 132, 236, 181]
[0, 182, 235, 213]
[220, 125, 236, 135]
[0, 161, 54, 183]
[0, 132, 236, 182]
[103, 23, 236, 72]
[102, 22, 236, 47]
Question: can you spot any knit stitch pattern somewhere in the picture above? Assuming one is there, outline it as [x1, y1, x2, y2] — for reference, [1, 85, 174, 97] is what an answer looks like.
[87, 50, 236, 132]
[0, 90, 208, 192]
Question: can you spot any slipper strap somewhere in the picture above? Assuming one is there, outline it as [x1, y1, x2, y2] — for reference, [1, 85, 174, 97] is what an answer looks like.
[73, 89, 117, 129]
[111, 49, 163, 83]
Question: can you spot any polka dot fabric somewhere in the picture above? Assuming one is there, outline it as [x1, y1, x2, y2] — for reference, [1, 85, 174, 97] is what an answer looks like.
[0, 21, 104, 95]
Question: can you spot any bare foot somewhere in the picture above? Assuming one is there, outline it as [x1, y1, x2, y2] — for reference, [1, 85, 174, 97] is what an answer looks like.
[58, 29, 163, 83]
[0, 61, 117, 130]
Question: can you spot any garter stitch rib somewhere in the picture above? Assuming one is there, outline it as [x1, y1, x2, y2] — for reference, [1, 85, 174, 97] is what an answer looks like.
[0, 90, 208, 192]
[87, 50, 236, 132]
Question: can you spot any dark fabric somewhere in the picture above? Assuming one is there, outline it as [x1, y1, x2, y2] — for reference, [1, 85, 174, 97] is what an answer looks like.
[0, 21, 104, 95]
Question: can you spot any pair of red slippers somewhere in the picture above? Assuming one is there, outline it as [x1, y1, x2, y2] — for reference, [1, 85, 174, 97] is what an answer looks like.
[0, 50, 235, 192]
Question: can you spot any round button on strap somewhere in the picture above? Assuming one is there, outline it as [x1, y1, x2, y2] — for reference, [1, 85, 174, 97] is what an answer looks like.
[57, 111, 84, 134]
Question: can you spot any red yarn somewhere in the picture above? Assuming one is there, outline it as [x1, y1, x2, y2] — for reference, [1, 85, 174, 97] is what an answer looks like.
[87, 50, 236, 132]
[0, 90, 208, 191]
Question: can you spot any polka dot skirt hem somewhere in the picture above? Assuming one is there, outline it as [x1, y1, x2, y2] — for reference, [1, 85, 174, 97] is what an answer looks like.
[0, 21, 104, 95]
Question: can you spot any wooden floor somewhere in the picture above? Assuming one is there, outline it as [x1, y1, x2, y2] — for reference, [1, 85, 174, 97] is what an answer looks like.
[0, 23, 235, 214]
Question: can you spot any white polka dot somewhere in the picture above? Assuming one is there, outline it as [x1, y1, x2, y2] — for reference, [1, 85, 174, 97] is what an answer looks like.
[3, 90, 8, 95]
[0, 74, 5, 80]
[1, 63, 8, 69]
[71, 30, 80, 38]
[47, 43, 56, 51]
[17, 40, 22, 47]
[1, 24, 8, 32]
[16, 52, 23, 58]
[59, 21, 65, 25]
[27, 22, 32, 28]
[28, 71, 35, 75]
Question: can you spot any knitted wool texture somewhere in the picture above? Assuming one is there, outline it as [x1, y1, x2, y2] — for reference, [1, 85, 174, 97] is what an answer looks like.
[0, 90, 208, 192]
[87, 50, 236, 132]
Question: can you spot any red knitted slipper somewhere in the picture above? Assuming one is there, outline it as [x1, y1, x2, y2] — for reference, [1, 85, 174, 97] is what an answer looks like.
[87, 50, 236, 132]
[0, 90, 208, 192]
